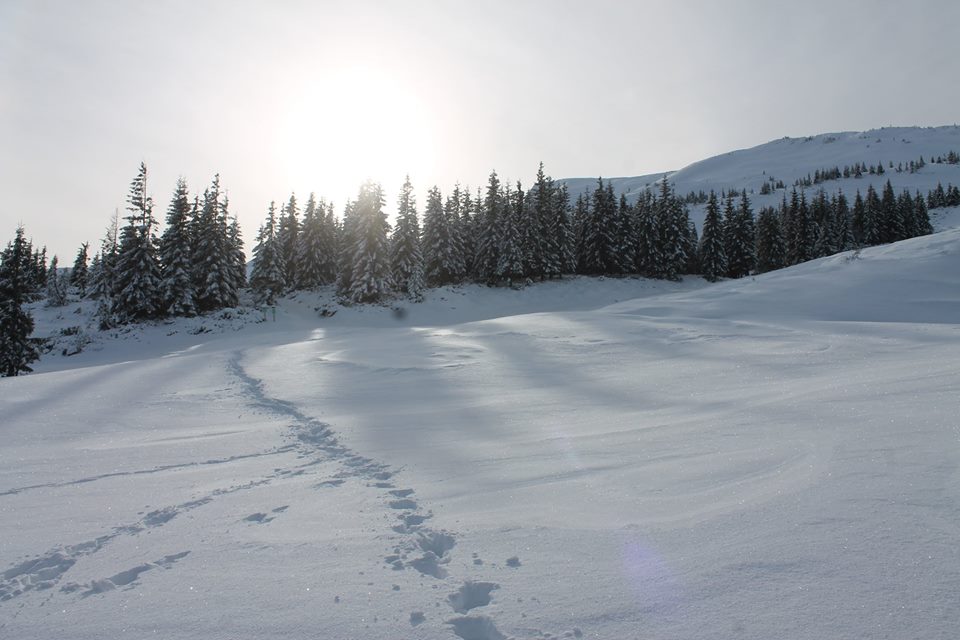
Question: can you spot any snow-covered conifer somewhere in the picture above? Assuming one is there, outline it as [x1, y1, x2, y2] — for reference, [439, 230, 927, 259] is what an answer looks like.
[158, 177, 196, 317]
[250, 202, 285, 304]
[70, 242, 89, 297]
[698, 191, 726, 282]
[346, 182, 392, 303]
[390, 176, 425, 299]
[112, 162, 162, 321]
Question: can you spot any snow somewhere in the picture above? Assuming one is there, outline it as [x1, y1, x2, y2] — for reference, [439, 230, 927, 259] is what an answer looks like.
[4, 133, 960, 638]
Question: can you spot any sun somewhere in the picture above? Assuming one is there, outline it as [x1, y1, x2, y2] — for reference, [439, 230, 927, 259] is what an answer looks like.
[273, 65, 437, 207]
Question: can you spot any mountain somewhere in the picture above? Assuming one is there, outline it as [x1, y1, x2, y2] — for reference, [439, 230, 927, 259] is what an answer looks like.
[561, 125, 960, 230]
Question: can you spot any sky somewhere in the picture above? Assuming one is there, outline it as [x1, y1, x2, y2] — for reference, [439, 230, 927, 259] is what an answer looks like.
[2, 0, 960, 261]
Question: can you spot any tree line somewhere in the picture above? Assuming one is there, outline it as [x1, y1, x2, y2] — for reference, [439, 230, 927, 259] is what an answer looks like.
[0, 161, 946, 376]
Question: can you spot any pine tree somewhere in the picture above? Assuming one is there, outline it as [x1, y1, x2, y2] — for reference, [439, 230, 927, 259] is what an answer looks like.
[614, 193, 635, 274]
[250, 201, 285, 304]
[551, 182, 576, 275]
[863, 185, 882, 246]
[724, 191, 755, 278]
[346, 182, 392, 303]
[70, 242, 89, 297]
[755, 206, 785, 273]
[914, 194, 933, 236]
[785, 188, 811, 265]
[112, 162, 162, 321]
[496, 181, 526, 282]
[850, 190, 866, 247]
[390, 176, 425, 300]
[581, 178, 618, 274]
[698, 191, 726, 282]
[810, 190, 836, 259]
[45, 256, 68, 306]
[296, 193, 326, 289]
[443, 186, 467, 281]
[832, 191, 852, 251]
[632, 190, 656, 276]
[227, 213, 247, 291]
[277, 194, 300, 289]
[653, 179, 688, 280]
[0, 226, 42, 376]
[158, 177, 196, 317]
[192, 176, 238, 312]
[473, 172, 503, 282]
[879, 180, 902, 243]
[458, 188, 478, 277]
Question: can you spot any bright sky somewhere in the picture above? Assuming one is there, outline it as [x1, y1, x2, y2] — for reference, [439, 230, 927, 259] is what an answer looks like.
[2, 0, 959, 261]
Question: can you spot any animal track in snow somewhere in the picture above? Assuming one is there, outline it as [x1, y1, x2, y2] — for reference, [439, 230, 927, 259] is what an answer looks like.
[448, 581, 499, 613]
[448, 614, 507, 640]
[70, 551, 191, 598]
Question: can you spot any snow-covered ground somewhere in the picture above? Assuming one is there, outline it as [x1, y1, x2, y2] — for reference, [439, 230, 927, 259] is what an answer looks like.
[4, 149, 960, 639]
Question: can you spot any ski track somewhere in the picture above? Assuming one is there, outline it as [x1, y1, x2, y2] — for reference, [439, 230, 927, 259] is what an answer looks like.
[1, 350, 556, 638]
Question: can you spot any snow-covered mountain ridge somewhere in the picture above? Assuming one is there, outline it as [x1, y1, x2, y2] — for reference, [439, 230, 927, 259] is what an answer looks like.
[562, 125, 960, 230]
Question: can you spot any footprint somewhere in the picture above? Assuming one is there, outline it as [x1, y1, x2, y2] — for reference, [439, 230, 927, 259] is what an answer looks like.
[448, 615, 506, 640]
[389, 489, 415, 498]
[410, 611, 426, 626]
[389, 498, 418, 510]
[448, 581, 499, 613]
[244, 512, 273, 524]
[417, 530, 455, 557]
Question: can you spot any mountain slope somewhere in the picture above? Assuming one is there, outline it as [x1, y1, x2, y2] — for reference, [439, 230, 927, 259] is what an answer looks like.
[561, 125, 960, 231]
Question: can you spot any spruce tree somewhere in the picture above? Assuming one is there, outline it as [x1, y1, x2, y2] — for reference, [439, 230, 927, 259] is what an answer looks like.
[0, 226, 42, 376]
[832, 191, 852, 252]
[277, 194, 300, 289]
[785, 188, 811, 265]
[423, 186, 451, 285]
[698, 191, 726, 282]
[653, 179, 687, 281]
[632, 190, 657, 277]
[390, 176, 425, 299]
[879, 180, 902, 243]
[443, 185, 468, 281]
[250, 202, 285, 304]
[724, 191, 755, 278]
[551, 182, 576, 275]
[914, 194, 933, 236]
[296, 193, 326, 289]
[158, 177, 196, 317]
[850, 190, 866, 247]
[755, 206, 785, 273]
[346, 182, 392, 303]
[473, 172, 503, 282]
[70, 242, 89, 297]
[227, 214, 247, 291]
[46, 256, 68, 306]
[112, 162, 162, 321]
[496, 181, 526, 282]
[192, 176, 238, 312]
[581, 178, 618, 275]
[614, 193, 635, 274]
[863, 185, 882, 246]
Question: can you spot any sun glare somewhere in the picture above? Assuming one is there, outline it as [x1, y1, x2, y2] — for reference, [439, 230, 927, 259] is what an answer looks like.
[273, 66, 437, 206]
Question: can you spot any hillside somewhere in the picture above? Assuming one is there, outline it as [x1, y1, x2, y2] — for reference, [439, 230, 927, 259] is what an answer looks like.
[562, 125, 960, 231]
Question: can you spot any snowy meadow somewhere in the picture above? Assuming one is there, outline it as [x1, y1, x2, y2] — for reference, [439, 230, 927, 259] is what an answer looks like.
[2, 129, 960, 639]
